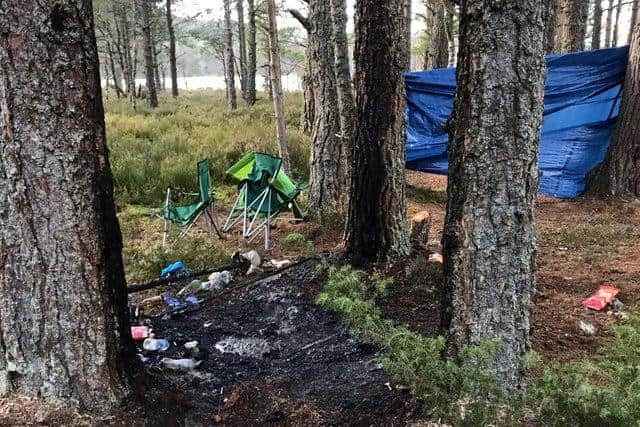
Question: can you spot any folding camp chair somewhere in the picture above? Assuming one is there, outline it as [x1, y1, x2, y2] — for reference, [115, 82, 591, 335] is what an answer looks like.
[222, 152, 308, 250]
[162, 160, 221, 246]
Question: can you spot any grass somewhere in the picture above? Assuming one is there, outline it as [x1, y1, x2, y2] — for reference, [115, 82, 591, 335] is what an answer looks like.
[406, 184, 448, 205]
[106, 90, 310, 207]
[556, 217, 636, 249]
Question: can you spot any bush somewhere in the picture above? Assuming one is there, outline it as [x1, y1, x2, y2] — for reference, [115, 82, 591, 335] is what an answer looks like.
[531, 314, 640, 427]
[316, 265, 520, 425]
[106, 91, 310, 206]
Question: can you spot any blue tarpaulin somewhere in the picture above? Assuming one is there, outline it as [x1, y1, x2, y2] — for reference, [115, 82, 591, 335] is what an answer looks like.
[405, 47, 629, 198]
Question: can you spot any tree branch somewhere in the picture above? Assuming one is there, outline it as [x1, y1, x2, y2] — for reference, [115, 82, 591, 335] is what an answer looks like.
[288, 9, 310, 31]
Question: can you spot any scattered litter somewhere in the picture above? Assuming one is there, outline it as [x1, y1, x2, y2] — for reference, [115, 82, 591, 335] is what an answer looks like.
[162, 358, 202, 370]
[215, 336, 271, 358]
[204, 322, 213, 328]
[140, 295, 162, 306]
[428, 252, 443, 264]
[184, 295, 201, 305]
[558, 246, 568, 252]
[143, 338, 170, 352]
[385, 382, 392, 391]
[234, 250, 262, 275]
[163, 293, 185, 310]
[184, 341, 199, 350]
[178, 279, 202, 296]
[579, 318, 597, 335]
[161, 261, 188, 277]
[131, 326, 150, 341]
[270, 259, 292, 269]
[582, 284, 620, 311]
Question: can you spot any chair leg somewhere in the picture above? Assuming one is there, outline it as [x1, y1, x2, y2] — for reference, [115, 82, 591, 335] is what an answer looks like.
[162, 188, 171, 247]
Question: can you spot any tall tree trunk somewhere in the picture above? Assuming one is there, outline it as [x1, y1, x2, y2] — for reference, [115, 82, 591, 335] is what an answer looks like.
[223, 0, 237, 110]
[592, 0, 603, 49]
[246, 0, 257, 105]
[298, 1, 347, 213]
[116, 1, 136, 108]
[140, 0, 158, 107]
[424, 0, 450, 69]
[588, 23, 640, 196]
[330, 0, 356, 195]
[300, 55, 315, 135]
[556, 0, 589, 52]
[612, 0, 622, 47]
[266, 0, 292, 174]
[152, 41, 162, 93]
[544, 0, 559, 52]
[446, 1, 458, 66]
[345, 0, 410, 263]
[631, 0, 640, 44]
[106, 39, 124, 97]
[166, 0, 179, 97]
[442, 0, 545, 392]
[0, 0, 133, 410]
[237, 0, 248, 101]
[605, 0, 614, 47]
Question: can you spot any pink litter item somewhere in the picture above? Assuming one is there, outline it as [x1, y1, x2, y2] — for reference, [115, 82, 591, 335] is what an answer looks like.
[582, 285, 620, 311]
[131, 326, 150, 341]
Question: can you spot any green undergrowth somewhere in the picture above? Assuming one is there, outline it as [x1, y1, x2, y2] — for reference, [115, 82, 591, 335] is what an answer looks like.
[280, 232, 314, 253]
[557, 217, 636, 249]
[106, 90, 310, 206]
[531, 314, 640, 427]
[118, 204, 231, 283]
[315, 264, 523, 426]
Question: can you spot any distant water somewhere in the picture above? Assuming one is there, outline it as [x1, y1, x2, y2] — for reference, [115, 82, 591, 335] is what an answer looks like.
[103, 74, 302, 92]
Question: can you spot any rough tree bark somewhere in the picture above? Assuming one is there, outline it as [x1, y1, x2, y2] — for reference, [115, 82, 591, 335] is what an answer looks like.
[300, 55, 315, 135]
[424, 0, 450, 69]
[266, 0, 292, 174]
[592, 0, 603, 49]
[631, 0, 640, 44]
[345, 0, 410, 263]
[140, 0, 158, 107]
[237, 0, 248, 101]
[246, 0, 257, 105]
[115, 1, 136, 108]
[555, 0, 589, 52]
[0, 0, 133, 410]
[292, 2, 347, 213]
[166, 0, 179, 97]
[605, 0, 614, 47]
[544, 0, 558, 52]
[442, 0, 545, 392]
[330, 0, 355, 192]
[589, 23, 640, 196]
[223, 0, 237, 110]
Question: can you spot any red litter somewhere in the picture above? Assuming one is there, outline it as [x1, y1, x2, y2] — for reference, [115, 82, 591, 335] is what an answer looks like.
[582, 285, 620, 311]
[131, 326, 150, 341]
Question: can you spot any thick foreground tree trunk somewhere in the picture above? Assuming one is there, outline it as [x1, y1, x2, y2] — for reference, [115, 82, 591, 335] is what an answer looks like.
[223, 0, 237, 110]
[0, 0, 133, 410]
[442, 0, 545, 392]
[303, 1, 347, 213]
[345, 0, 410, 263]
[166, 0, 179, 97]
[631, 0, 640, 44]
[141, 0, 158, 107]
[266, 0, 292, 174]
[589, 24, 640, 196]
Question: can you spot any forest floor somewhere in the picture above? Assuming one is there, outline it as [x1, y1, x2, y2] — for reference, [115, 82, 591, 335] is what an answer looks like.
[124, 172, 638, 425]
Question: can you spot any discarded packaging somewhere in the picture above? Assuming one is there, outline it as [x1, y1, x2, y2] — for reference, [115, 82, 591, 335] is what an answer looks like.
[582, 284, 620, 311]
[163, 293, 185, 309]
[270, 259, 292, 269]
[143, 338, 170, 352]
[131, 326, 150, 341]
[428, 252, 443, 264]
[162, 358, 202, 370]
[141, 295, 162, 306]
[178, 279, 202, 296]
[161, 260, 188, 277]
[579, 318, 597, 335]
[184, 341, 199, 350]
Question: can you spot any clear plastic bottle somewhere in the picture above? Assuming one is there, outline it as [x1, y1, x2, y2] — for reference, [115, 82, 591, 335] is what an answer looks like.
[143, 338, 170, 351]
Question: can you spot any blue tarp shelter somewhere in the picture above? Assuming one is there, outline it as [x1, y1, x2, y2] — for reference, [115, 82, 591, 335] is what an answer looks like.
[405, 47, 629, 198]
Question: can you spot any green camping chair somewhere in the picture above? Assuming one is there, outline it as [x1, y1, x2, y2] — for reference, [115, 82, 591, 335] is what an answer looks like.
[222, 152, 308, 249]
[163, 159, 221, 246]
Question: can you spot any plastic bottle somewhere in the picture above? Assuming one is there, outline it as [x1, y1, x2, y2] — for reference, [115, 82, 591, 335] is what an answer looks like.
[161, 358, 202, 370]
[177, 279, 202, 296]
[143, 338, 170, 351]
